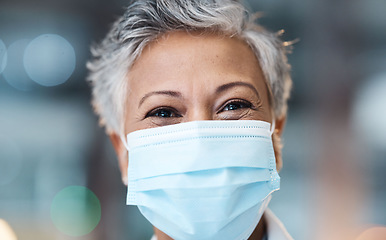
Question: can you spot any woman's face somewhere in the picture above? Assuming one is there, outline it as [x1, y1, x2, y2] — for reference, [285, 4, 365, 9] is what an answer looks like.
[124, 31, 272, 134]
[110, 31, 279, 184]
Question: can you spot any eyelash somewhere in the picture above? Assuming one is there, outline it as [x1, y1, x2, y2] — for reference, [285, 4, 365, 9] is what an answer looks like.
[217, 99, 254, 113]
[144, 99, 254, 119]
[145, 107, 182, 118]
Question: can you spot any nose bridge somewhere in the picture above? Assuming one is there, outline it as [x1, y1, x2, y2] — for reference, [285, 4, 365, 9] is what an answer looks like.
[187, 105, 213, 121]
[186, 82, 213, 121]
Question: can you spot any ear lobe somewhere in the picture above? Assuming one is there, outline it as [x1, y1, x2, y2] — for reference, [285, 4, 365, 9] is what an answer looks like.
[109, 133, 128, 186]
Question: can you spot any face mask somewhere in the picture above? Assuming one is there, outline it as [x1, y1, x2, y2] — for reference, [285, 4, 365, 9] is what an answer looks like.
[124, 120, 280, 240]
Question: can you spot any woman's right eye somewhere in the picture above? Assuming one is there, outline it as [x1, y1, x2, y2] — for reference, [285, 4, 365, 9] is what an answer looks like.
[145, 107, 182, 118]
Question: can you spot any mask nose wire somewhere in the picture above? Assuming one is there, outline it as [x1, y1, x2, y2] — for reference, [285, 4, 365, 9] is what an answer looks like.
[120, 119, 276, 148]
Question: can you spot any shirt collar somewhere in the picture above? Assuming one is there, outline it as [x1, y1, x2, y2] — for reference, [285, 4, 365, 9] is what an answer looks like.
[265, 208, 293, 240]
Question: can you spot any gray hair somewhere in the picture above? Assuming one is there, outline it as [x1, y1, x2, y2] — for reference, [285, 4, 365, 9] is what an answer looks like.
[87, 0, 292, 134]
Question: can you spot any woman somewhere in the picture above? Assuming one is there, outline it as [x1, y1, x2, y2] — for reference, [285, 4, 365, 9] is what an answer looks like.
[87, 0, 293, 239]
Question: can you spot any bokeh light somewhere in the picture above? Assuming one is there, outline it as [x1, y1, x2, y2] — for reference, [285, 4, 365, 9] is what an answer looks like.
[0, 135, 23, 186]
[0, 39, 7, 74]
[23, 34, 76, 87]
[2, 39, 35, 91]
[50, 186, 101, 236]
[0, 219, 17, 240]
[356, 226, 386, 240]
[352, 72, 386, 150]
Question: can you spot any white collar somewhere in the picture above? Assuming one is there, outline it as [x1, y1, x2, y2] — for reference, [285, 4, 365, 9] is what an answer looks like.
[150, 209, 293, 240]
[264, 208, 293, 240]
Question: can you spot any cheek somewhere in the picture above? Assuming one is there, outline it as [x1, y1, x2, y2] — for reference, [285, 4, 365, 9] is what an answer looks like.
[246, 110, 271, 122]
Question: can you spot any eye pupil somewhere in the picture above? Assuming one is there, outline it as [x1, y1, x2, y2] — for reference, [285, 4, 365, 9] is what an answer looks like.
[155, 109, 172, 118]
[225, 102, 243, 111]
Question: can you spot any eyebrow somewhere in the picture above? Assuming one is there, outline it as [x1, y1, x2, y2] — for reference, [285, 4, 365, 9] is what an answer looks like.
[138, 90, 182, 108]
[216, 81, 261, 99]
[138, 81, 260, 108]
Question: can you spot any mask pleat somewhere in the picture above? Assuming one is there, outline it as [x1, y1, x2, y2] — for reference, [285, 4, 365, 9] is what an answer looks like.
[129, 137, 274, 180]
[134, 167, 271, 191]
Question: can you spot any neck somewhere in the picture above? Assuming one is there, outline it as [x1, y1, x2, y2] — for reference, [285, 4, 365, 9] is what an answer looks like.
[154, 214, 267, 240]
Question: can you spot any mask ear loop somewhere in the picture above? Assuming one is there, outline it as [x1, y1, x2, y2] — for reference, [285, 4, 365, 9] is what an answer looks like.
[269, 120, 276, 136]
[119, 133, 130, 186]
[120, 134, 130, 151]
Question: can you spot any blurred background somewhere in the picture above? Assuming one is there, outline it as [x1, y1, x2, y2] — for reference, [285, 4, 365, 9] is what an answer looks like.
[0, 0, 385, 239]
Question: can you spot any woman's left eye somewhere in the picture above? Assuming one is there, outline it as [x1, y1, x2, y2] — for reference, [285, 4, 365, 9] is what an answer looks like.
[220, 100, 252, 112]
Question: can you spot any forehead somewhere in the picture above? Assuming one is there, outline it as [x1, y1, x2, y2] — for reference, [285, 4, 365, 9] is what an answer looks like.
[128, 31, 266, 94]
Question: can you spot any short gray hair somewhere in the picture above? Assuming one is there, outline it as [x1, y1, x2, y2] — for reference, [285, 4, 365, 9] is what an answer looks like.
[87, 0, 292, 134]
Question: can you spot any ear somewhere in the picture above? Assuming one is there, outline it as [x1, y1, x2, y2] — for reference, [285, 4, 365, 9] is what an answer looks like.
[272, 116, 286, 171]
[274, 115, 286, 137]
[109, 133, 128, 186]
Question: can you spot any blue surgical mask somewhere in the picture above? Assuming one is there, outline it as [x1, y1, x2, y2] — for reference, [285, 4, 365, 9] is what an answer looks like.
[124, 120, 280, 240]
